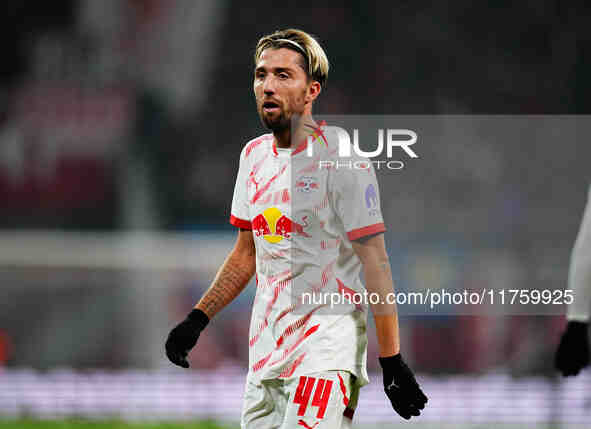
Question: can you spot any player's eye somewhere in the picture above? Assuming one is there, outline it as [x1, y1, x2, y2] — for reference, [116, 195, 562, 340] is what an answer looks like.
[255, 72, 266, 80]
[278, 73, 289, 80]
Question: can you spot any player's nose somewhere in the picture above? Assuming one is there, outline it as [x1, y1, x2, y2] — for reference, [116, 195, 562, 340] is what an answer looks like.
[263, 75, 276, 95]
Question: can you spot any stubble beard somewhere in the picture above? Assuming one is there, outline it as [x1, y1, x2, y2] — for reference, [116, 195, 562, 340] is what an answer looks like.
[260, 108, 290, 132]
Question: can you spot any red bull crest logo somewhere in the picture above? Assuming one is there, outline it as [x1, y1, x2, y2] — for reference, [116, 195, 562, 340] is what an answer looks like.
[252, 207, 310, 243]
[295, 176, 319, 193]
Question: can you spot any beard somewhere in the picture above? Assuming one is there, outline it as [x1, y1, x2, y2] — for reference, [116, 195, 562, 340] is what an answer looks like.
[259, 106, 291, 132]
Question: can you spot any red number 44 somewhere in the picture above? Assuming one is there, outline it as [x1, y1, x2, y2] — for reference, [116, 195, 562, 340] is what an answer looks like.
[293, 376, 333, 418]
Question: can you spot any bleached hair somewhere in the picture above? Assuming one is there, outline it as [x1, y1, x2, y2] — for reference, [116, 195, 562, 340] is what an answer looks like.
[254, 29, 329, 87]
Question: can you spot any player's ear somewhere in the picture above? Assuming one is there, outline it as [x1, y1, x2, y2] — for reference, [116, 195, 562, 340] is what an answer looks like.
[306, 81, 322, 103]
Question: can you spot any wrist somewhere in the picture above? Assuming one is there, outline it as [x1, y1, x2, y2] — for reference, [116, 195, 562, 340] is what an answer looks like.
[378, 345, 400, 358]
[567, 320, 588, 327]
[187, 308, 210, 331]
[379, 353, 402, 369]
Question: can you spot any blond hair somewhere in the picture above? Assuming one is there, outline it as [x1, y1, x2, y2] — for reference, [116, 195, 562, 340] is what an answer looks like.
[254, 29, 329, 87]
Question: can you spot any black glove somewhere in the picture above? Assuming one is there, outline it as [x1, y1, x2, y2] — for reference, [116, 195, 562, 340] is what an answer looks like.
[165, 309, 209, 368]
[555, 321, 589, 376]
[379, 354, 428, 420]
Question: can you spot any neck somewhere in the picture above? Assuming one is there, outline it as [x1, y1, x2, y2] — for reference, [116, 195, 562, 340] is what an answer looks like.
[273, 114, 318, 149]
[273, 128, 291, 149]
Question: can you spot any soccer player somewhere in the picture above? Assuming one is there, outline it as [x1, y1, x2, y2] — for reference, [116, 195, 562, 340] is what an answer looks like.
[555, 184, 591, 376]
[165, 29, 427, 427]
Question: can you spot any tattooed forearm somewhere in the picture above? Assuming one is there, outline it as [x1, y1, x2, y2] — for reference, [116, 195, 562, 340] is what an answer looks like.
[196, 251, 256, 318]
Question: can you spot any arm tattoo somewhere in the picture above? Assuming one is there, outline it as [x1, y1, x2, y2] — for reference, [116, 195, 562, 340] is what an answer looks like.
[197, 252, 255, 318]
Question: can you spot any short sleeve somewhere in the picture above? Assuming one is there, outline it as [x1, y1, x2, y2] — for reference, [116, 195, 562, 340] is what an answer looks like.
[229, 145, 252, 229]
[329, 157, 386, 241]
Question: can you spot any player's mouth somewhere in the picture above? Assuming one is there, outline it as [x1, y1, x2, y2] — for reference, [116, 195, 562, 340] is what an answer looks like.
[262, 101, 281, 114]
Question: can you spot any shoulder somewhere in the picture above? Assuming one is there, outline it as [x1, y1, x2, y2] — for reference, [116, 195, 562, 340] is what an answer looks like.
[240, 133, 274, 160]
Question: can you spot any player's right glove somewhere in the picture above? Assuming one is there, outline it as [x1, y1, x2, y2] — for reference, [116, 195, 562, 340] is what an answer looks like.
[379, 353, 428, 420]
[165, 309, 209, 368]
[555, 321, 590, 376]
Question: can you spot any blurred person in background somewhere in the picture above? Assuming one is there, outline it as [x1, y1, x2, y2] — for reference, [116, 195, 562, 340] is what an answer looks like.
[0, 329, 10, 367]
[165, 28, 427, 428]
[555, 184, 591, 376]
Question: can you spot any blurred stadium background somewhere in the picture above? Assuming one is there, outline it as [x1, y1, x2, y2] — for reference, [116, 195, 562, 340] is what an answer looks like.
[1, 1, 590, 428]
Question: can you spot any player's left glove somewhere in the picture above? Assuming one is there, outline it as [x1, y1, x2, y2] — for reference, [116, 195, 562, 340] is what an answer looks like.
[555, 321, 590, 376]
[379, 354, 428, 420]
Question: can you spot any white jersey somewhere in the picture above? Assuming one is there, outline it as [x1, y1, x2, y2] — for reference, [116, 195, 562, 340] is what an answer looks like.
[230, 124, 385, 386]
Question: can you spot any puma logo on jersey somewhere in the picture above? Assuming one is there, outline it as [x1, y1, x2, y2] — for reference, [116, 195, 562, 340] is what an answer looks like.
[298, 419, 319, 429]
